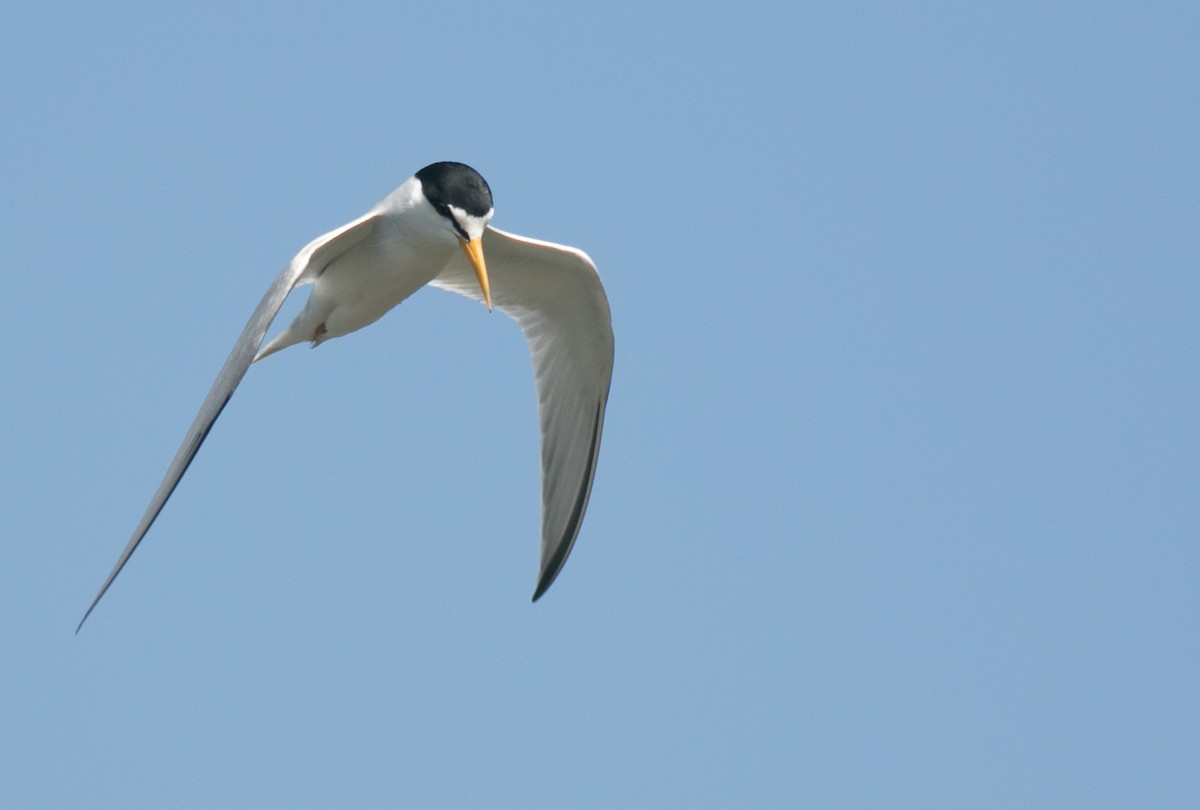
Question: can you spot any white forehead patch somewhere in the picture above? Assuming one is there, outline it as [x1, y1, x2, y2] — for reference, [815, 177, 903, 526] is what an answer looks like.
[448, 204, 493, 241]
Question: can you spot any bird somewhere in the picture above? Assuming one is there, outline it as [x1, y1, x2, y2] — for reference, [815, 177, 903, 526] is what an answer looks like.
[77, 161, 613, 631]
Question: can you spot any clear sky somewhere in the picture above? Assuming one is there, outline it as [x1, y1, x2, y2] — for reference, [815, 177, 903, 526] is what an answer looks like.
[2, 2, 1197, 807]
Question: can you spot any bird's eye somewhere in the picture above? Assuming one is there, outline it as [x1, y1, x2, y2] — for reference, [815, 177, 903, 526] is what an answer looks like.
[433, 204, 463, 239]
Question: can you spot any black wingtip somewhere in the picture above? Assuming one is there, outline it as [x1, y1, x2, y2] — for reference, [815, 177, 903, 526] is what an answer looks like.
[529, 404, 604, 605]
[531, 556, 570, 602]
[76, 591, 106, 634]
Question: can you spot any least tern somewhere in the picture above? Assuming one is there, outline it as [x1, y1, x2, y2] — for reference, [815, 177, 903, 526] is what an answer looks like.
[78, 162, 613, 631]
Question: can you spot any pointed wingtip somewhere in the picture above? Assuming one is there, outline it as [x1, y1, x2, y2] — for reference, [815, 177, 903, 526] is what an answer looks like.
[75, 589, 107, 635]
[531, 570, 556, 603]
[75, 607, 94, 635]
[76, 566, 123, 635]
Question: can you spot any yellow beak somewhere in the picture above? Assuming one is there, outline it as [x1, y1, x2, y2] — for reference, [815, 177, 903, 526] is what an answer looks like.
[459, 236, 492, 312]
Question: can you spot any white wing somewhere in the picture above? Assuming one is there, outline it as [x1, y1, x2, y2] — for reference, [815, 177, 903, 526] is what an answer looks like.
[430, 226, 614, 600]
[77, 212, 380, 631]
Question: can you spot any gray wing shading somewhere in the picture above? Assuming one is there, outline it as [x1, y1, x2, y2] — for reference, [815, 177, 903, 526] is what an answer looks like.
[77, 212, 380, 632]
[430, 226, 614, 600]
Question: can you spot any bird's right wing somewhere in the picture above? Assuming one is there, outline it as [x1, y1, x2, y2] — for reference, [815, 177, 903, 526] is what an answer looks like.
[77, 211, 380, 632]
[430, 226, 614, 600]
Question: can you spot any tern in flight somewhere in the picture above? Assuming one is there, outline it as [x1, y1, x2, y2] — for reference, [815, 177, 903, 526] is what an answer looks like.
[78, 161, 613, 631]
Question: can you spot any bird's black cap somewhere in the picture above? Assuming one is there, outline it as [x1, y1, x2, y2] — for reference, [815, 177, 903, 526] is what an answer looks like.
[416, 162, 494, 221]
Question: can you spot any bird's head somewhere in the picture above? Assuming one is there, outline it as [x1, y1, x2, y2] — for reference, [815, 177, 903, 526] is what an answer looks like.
[416, 161, 495, 311]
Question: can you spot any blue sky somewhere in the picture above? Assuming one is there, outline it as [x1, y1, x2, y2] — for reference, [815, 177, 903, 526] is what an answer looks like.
[2, 1, 1197, 807]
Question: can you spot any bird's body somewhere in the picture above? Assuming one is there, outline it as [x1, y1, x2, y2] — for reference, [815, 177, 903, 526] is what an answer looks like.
[78, 162, 613, 630]
[258, 176, 455, 357]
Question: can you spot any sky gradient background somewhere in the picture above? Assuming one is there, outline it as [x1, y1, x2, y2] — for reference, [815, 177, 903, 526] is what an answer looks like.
[2, 2, 1197, 807]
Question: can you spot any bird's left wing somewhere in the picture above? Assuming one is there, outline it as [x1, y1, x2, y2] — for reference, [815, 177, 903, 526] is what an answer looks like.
[430, 226, 614, 600]
[77, 212, 380, 631]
